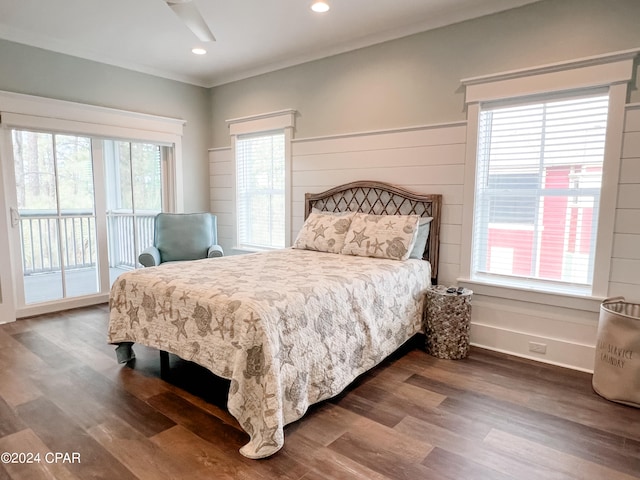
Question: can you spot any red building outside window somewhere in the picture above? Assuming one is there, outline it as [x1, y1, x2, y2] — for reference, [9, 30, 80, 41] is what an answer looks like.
[473, 92, 608, 289]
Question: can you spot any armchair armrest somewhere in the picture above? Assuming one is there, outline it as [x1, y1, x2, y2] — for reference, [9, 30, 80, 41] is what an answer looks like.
[139, 246, 161, 267]
[208, 244, 224, 258]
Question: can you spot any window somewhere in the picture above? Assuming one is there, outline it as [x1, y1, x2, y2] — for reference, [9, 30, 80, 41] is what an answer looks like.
[472, 92, 609, 292]
[236, 131, 286, 250]
[227, 109, 295, 252]
[460, 50, 637, 303]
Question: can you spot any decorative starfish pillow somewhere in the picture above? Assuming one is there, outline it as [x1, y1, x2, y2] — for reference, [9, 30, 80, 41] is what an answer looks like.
[340, 213, 420, 261]
[292, 211, 355, 254]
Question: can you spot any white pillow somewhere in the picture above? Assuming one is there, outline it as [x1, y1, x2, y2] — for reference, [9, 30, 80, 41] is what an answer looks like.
[409, 217, 433, 259]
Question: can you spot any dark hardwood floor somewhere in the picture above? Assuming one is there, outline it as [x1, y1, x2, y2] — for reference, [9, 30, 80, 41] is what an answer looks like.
[0, 304, 637, 479]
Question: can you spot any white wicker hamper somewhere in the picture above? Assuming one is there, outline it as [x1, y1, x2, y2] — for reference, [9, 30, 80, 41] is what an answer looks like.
[592, 297, 640, 408]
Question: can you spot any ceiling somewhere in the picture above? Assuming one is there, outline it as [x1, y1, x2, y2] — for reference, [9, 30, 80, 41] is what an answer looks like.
[0, 0, 542, 88]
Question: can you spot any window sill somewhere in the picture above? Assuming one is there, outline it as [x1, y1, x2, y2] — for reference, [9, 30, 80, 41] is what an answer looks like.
[232, 246, 284, 254]
[456, 277, 605, 313]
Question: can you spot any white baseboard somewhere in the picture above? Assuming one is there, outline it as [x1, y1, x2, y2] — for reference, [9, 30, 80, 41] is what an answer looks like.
[470, 322, 595, 373]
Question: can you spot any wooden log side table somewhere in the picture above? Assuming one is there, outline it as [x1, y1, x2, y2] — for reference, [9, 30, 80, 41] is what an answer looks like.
[425, 285, 473, 359]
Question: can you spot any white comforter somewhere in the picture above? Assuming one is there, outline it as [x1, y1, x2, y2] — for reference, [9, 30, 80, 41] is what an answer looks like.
[108, 248, 431, 458]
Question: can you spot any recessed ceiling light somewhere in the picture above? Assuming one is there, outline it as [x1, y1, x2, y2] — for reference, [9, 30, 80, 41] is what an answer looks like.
[311, 1, 330, 13]
[192, 47, 207, 55]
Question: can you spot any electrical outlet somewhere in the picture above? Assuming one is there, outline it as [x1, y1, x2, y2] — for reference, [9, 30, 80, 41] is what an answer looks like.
[529, 341, 547, 354]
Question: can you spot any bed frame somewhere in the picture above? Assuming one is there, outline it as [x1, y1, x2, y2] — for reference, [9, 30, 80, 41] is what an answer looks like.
[305, 180, 442, 283]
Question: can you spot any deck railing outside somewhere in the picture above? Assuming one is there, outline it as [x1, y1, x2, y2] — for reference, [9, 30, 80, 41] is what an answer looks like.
[106, 211, 157, 269]
[20, 210, 157, 275]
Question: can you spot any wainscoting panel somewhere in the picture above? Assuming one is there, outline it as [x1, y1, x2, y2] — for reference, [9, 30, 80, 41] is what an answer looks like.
[209, 147, 233, 252]
[609, 104, 640, 300]
[291, 122, 467, 287]
[209, 107, 639, 372]
[209, 122, 467, 264]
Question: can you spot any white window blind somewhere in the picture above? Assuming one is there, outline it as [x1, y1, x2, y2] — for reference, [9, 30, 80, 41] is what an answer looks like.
[236, 131, 285, 250]
[472, 91, 610, 293]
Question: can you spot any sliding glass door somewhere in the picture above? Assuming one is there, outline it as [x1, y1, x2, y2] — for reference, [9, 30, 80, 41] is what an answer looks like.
[104, 140, 162, 284]
[7, 129, 168, 312]
[12, 131, 98, 304]
[0, 132, 16, 321]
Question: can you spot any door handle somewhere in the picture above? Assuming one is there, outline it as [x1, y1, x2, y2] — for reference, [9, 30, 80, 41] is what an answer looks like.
[10, 207, 19, 228]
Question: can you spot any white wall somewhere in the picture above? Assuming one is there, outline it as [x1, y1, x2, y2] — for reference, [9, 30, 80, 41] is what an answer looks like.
[289, 123, 466, 287]
[612, 105, 640, 299]
[209, 147, 234, 251]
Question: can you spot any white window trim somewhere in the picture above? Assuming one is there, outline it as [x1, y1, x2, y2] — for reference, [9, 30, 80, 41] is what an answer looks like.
[459, 48, 640, 311]
[0, 90, 185, 211]
[227, 109, 296, 253]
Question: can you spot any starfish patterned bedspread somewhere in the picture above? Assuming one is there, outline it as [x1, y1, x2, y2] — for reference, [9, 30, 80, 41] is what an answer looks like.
[108, 248, 431, 458]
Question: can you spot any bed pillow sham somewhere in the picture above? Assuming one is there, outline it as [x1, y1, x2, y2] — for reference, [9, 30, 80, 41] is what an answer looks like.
[409, 217, 433, 259]
[340, 213, 419, 261]
[292, 211, 355, 254]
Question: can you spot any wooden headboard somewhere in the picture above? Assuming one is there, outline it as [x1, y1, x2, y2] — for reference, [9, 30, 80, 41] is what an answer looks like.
[305, 181, 442, 283]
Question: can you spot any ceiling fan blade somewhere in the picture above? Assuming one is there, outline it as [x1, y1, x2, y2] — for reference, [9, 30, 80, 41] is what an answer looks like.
[167, 0, 216, 43]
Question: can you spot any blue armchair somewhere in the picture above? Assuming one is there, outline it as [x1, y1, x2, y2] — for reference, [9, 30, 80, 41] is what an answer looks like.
[138, 212, 224, 267]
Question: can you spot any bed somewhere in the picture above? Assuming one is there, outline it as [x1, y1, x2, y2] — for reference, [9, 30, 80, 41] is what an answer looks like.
[108, 180, 442, 459]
